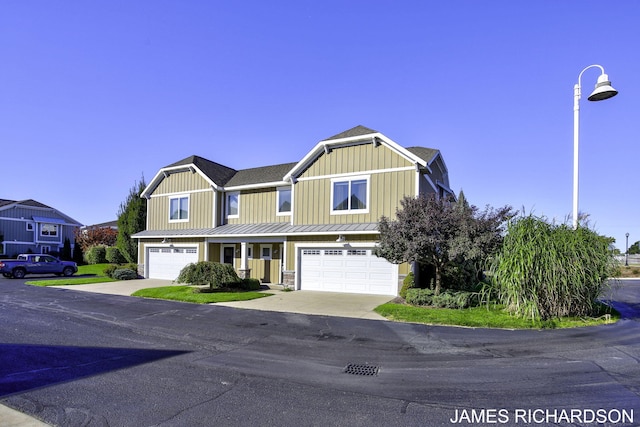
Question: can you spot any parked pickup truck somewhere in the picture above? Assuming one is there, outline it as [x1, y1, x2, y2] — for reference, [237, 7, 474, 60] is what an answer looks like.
[0, 254, 78, 279]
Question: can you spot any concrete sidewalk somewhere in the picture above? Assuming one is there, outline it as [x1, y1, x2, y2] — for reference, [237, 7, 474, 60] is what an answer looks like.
[51, 279, 393, 320]
[215, 289, 392, 320]
[50, 278, 175, 296]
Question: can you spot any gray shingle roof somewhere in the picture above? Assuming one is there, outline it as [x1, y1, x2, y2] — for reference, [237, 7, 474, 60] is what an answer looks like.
[322, 125, 378, 141]
[0, 199, 53, 209]
[225, 162, 298, 187]
[166, 155, 238, 186]
[156, 127, 439, 189]
[406, 147, 439, 164]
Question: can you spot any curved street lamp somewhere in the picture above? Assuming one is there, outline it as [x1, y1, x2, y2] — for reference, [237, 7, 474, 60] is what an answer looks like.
[573, 65, 618, 229]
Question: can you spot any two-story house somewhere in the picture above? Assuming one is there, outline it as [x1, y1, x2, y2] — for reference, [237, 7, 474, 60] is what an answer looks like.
[133, 125, 453, 296]
[0, 199, 82, 257]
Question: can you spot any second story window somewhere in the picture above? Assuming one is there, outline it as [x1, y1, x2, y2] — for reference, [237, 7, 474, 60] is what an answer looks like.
[277, 187, 291, 215]
[169, 196, 189, 222]
[331, 176, 369, 214]
[226, 192, 239, 218]
[40, 223, 58, 237]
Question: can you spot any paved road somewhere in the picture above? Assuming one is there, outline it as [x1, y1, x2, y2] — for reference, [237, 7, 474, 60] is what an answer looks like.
[1, 277, 640, 426]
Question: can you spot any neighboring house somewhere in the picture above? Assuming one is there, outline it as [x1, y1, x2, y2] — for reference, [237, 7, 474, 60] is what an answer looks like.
[0, 199, 82, 257]
[133, 125, 453, 296]
[81, 220, 119, 231]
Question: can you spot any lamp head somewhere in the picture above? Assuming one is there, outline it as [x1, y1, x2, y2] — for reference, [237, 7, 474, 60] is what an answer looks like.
[587, 73, 618, 101]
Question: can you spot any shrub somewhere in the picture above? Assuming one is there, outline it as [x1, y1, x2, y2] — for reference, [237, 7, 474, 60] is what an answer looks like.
[103, 264, 118, 278]
[112, 268, 138, 280]
[176, 261, 240, 290]
[489, 215, 618, 321]
[240, 278, 261, 291]
[406, 288, 478, 309]
[399, 272, 415, 299]
[106, 246, 127, 264]
[85, 245, 107, 264]
[405, 288, 435, 306]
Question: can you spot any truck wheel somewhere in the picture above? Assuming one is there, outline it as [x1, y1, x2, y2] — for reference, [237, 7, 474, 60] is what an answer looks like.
[12, 268, 26, 279]
[62, 267, 75, 277]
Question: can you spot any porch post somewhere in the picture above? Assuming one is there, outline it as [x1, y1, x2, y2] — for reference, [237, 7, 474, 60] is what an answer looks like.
[238, 241, 251, 279]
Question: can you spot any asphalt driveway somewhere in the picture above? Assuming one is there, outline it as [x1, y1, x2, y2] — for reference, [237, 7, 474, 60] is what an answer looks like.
[2, 277, 640, 426]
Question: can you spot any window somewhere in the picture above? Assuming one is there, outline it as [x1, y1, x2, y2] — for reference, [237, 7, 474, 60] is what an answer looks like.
[169, 196, 189, 221]
[277, 187, 292, 215]
[40, 223, 58, 237]
[331, 176, 369, 213]
[226, 192, 239, 218]
[247, 246, 253, 259]
[26, 223, 34, 231]
[260, 245, 272, 260]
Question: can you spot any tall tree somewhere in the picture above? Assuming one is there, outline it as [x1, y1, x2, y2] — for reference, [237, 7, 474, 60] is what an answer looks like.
[117, 176, 147, 263]
[376, 193, 512, 295]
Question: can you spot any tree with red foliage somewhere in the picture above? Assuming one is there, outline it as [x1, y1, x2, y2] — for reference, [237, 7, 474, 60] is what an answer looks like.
[74, 227, 118, 251]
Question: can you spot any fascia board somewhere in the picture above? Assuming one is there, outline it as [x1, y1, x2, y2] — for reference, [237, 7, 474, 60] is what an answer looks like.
[223, 180, 290, 192]
[284, 131, 429, 180]
[428, 151, 448, 174]
[141, 164, 221, 199]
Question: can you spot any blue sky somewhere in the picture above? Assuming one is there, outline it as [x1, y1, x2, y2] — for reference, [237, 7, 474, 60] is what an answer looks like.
[1, 1, 638, 250]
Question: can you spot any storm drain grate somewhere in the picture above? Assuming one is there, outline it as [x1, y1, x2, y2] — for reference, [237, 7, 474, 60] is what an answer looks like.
[344, 363, 379, 376]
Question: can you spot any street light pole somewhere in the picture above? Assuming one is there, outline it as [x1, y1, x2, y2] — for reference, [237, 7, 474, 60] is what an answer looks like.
[626, 232, 630, 266]
[573, 65, 618, 229]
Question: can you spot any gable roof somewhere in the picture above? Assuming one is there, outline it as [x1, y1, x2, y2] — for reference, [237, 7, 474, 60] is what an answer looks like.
[166, 155, 238, 186]
[0, 199, 82, 226]
[322, 125, 378, 141]
[284, 125, 440, 181]
[0, 198, 53, 210]
[406, 147, 440, 164]
[141, 125, 447, 196]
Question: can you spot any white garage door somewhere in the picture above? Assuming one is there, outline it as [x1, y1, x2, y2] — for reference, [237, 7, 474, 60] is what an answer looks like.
[300, 248, 397, 296]
[147, 247, 198, 280]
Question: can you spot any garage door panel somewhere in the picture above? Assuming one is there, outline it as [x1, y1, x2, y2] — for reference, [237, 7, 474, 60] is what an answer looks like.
[148, 247, 198, 281]
[300, 247, 397, 296]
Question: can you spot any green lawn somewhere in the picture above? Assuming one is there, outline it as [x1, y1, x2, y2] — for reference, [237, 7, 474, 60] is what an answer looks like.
[132, 285, 272, 304]
[374, 302, 619, 329]
[26, 263, 116, 286]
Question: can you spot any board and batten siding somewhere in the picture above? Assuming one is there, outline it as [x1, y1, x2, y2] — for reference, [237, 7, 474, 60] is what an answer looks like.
[299, 142, 413, 178]
[147, 190, 214, 230]
[293, 143, 417, 225]
[294, 169, 415, 225]
[226, 188, 290, 225]
[147, 169, 215, 230]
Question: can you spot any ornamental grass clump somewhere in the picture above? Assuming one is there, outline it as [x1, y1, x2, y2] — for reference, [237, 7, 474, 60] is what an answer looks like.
[488, 215, 618, 321]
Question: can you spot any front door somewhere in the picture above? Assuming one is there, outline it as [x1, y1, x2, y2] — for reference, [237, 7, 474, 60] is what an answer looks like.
[223, 246, 235, 265]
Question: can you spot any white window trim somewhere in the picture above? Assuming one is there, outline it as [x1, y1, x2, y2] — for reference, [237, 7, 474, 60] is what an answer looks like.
[39, 223, 59, 237]
[330, 175, 370, 215]
[226, 191, 240, 219]
[26, 222, 34, 231]
[169, 194, 190, 223]
[276, 186, 292, 216]
[247, 245, 253, 259]
[260, 244, 272, 260]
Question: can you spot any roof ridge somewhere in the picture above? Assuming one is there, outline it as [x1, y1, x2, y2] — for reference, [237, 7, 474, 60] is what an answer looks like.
[322, 125, 378, 141]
